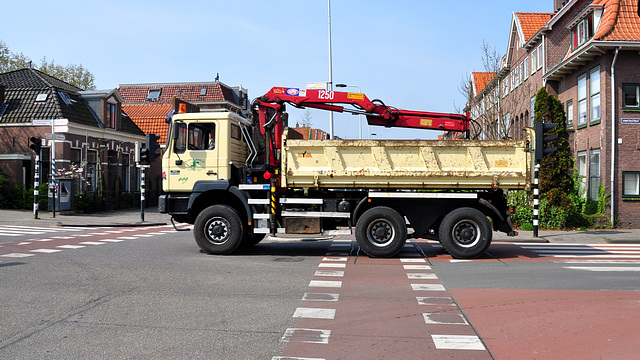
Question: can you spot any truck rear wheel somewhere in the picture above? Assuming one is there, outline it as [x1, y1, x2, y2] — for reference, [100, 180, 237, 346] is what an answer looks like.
[438, 207, 491, 259]
[356, 206, 407, 257]
[194, 205, 243, 255]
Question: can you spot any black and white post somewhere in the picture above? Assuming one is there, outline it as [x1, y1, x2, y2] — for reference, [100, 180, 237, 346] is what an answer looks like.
[140, 165, 145, 222]
[33, 153, 40, 219]
[533, 161, 540, 237]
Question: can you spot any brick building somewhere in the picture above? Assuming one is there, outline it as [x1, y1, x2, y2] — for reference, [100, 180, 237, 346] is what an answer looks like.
[458, 0, 640, 227]
[0, 68, 145, 210]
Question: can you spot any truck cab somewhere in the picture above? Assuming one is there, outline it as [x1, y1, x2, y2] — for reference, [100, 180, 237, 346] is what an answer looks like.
[160, 111, 252, 223]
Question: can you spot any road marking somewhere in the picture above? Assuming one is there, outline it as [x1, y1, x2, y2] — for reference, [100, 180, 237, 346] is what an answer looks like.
[431, 335, 486, 350]
[0, 253, 35, 258]
[57, 245, 85, 249]
[400, 258, 427, 263]
[314, 270, 344, 277]
[302, 293, 339, 302]
[293, 307, 336, 320]
[411, 284, 446, 291]
[407, 273, 438, 279]
[322, 257, 347, 262]
[318, 263, 346, 268]
[423, 312, 469, 325]
[117, 237, 138, 240]
[564, 266, 640, 272]
[79, 242, 105, 245]
[281, 328, 331, 344]
[309, 280, 342, 288]
[417, 297, 456, 306]
[403, 264, 432, 270]
[100, 239, 125, 243]
[272, 356, 325, 360]
[30, 249, 63, 253]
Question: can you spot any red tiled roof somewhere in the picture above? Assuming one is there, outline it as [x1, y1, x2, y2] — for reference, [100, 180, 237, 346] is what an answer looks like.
[118, 82, 236, 105]
[594, 0, 640, 41]
[122, 104, 173, 143]
[472, 72, 496, 95]
[516, 12, 555, 42]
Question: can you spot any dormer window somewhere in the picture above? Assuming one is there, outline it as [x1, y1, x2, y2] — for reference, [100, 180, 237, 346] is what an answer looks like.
[58, 91, 73, 106]
[36, 93, 48, 102]
[572, 13, 594, 49]
[146, 88, 161, 100]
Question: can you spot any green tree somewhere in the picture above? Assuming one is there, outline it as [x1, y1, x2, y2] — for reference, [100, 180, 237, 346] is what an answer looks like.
[534, 87, 574, 208]
[1, 40, 96, 90]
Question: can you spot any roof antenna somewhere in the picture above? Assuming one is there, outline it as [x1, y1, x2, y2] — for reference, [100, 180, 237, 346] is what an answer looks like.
[215, 73, 219, 82]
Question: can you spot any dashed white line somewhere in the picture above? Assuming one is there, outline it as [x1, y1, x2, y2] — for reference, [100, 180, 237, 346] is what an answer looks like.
[431, 335, 485, 350]
[309, 280, 342, 288]
[293, 307, 336, 320]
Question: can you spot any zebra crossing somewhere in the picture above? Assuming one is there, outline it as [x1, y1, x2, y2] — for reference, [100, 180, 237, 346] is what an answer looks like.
[517, 243, 640, 272]
[0, 225, 90, 237]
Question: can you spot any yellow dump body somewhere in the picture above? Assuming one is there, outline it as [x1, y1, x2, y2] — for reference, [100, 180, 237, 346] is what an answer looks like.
[282, 132, 532, 191]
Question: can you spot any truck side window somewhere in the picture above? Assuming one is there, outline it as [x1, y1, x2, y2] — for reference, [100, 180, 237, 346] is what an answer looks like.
[176, 123, 215, 152]
[174, 123, 187, 154]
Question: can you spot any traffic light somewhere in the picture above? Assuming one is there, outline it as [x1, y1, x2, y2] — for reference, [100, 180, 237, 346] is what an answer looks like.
[534, 122, 558, 161]
[146, 133, 161, 162]
[29, 136, 42, 153]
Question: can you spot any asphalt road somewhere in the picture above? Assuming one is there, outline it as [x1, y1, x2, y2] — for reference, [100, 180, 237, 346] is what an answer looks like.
[1, 225, 639, 359]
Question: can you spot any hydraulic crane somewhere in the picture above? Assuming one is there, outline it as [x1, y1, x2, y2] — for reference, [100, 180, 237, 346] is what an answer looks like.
[252, 86, 471, 169]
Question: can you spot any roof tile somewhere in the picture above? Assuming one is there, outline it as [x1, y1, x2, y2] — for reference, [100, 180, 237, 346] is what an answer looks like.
[516, 12, 555, 42]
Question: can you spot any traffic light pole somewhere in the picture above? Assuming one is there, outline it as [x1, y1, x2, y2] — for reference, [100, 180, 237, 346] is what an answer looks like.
[533, 160, 540, 237]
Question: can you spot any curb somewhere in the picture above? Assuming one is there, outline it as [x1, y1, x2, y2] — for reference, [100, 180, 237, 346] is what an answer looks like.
[58, 222, 168, 228]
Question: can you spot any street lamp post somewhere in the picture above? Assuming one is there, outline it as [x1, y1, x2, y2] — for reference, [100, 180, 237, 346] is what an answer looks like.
[335, 84, 363, 139]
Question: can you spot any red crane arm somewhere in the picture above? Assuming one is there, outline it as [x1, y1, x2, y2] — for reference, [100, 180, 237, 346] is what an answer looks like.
[257, 86, 470, 132]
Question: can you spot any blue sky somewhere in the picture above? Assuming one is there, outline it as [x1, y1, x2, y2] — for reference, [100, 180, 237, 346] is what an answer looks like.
[1, 0, 552, 139]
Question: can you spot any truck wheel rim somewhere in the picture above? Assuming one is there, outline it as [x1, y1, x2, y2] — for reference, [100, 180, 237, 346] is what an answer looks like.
[452, 220, 480, 248]
[205, 217, 230, 244]
[367, 219, 395, 247]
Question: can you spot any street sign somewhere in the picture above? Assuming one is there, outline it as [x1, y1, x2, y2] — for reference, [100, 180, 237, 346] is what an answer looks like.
[31, 118, 69, 126]
[52, 125, 69, 133]
[45, 133, 66, 141]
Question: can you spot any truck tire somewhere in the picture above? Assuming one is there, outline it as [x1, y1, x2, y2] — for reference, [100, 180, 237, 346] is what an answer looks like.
[194, 205, 243, 255]
[356, 206, 407, 258]
[438, 207, 492, 259]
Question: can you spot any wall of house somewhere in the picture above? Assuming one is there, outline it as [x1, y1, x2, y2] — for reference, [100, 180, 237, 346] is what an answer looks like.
[614, 51, 640, 228]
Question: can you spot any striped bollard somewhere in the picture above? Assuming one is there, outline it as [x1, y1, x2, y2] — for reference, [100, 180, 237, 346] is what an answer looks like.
[533, 161, 540, 237]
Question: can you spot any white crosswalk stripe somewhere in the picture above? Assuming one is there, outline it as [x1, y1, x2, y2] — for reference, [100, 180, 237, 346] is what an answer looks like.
[518, 243, 640, 272]
[0, 225, 84, 237]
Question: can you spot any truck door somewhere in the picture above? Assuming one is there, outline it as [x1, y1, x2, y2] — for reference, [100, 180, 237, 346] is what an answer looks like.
[167, 121, 219, 190]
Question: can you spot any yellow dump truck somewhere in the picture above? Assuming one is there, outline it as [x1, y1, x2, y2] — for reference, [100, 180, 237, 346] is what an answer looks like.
[159, 105, 533, 259]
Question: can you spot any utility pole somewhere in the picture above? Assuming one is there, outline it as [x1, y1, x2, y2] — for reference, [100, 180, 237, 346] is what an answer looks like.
[328, 0, 334, 139]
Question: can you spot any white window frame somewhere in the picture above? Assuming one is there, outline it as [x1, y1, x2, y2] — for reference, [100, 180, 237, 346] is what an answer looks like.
[531, 49, 537, 74]
[623, 172, 640, 198]
[577, 151, 588, 197]
[578, 73, 587, 127]
[589, 149, 601, 201]
[590, 66, 601, 123]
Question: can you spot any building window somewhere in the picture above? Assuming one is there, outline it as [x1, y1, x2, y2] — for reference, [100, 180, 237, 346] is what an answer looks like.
[623, 172, 640, 198]
[577, 151, 588, 197]
[572, 14, 594, 49]
[590, 66, 601, 123]
[87, 150, 98, 192]
[531, 49, 537, 74]
[623, 84, 640, 110]
[566, 100, 574, 127]
[146, 89, 161, 100]
[537, 44, 543, 70]
[106, 102, 117, 129]
[502, 75, 509, 97]
[530, 96, 536, 126]
[578, 73, 587, 127]
[589, 149, 601, 201]
[70, 148, 81, 164]
[524, 58, 529, 80]
[122, 153, 131, 192]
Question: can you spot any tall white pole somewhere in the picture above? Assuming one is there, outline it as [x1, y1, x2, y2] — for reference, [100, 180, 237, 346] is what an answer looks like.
[328, 0, 334, 139]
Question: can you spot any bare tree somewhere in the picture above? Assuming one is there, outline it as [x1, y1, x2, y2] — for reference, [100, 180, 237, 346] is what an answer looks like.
[299, 109, 313, 127]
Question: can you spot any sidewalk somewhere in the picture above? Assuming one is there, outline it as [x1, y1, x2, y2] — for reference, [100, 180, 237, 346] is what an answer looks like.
[0, 208, 171, 227]
[0, 208, 638, 244]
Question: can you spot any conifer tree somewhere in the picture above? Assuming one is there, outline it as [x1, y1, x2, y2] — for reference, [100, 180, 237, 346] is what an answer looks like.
[533, 87, 574, 208]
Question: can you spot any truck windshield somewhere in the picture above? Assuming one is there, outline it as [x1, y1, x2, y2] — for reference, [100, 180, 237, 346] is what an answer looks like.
[174, 123, 216, 154]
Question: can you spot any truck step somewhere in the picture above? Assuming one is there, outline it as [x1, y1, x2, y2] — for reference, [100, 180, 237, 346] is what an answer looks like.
[282, 211, 350, 218]
[239, 184, 270, 190]
[248, 198, 270, 205]
[279, 198, 323, 204]
[253, 213, 270, 220]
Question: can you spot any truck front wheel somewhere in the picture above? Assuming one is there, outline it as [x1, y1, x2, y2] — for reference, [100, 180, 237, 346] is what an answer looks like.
[356, 206, 407, 258]
[194, 205, 243, 255]
[438, 207, 492, 259]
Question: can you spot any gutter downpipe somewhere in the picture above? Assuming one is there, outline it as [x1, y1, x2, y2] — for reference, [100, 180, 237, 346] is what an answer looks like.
[610, 46, 620, 227]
